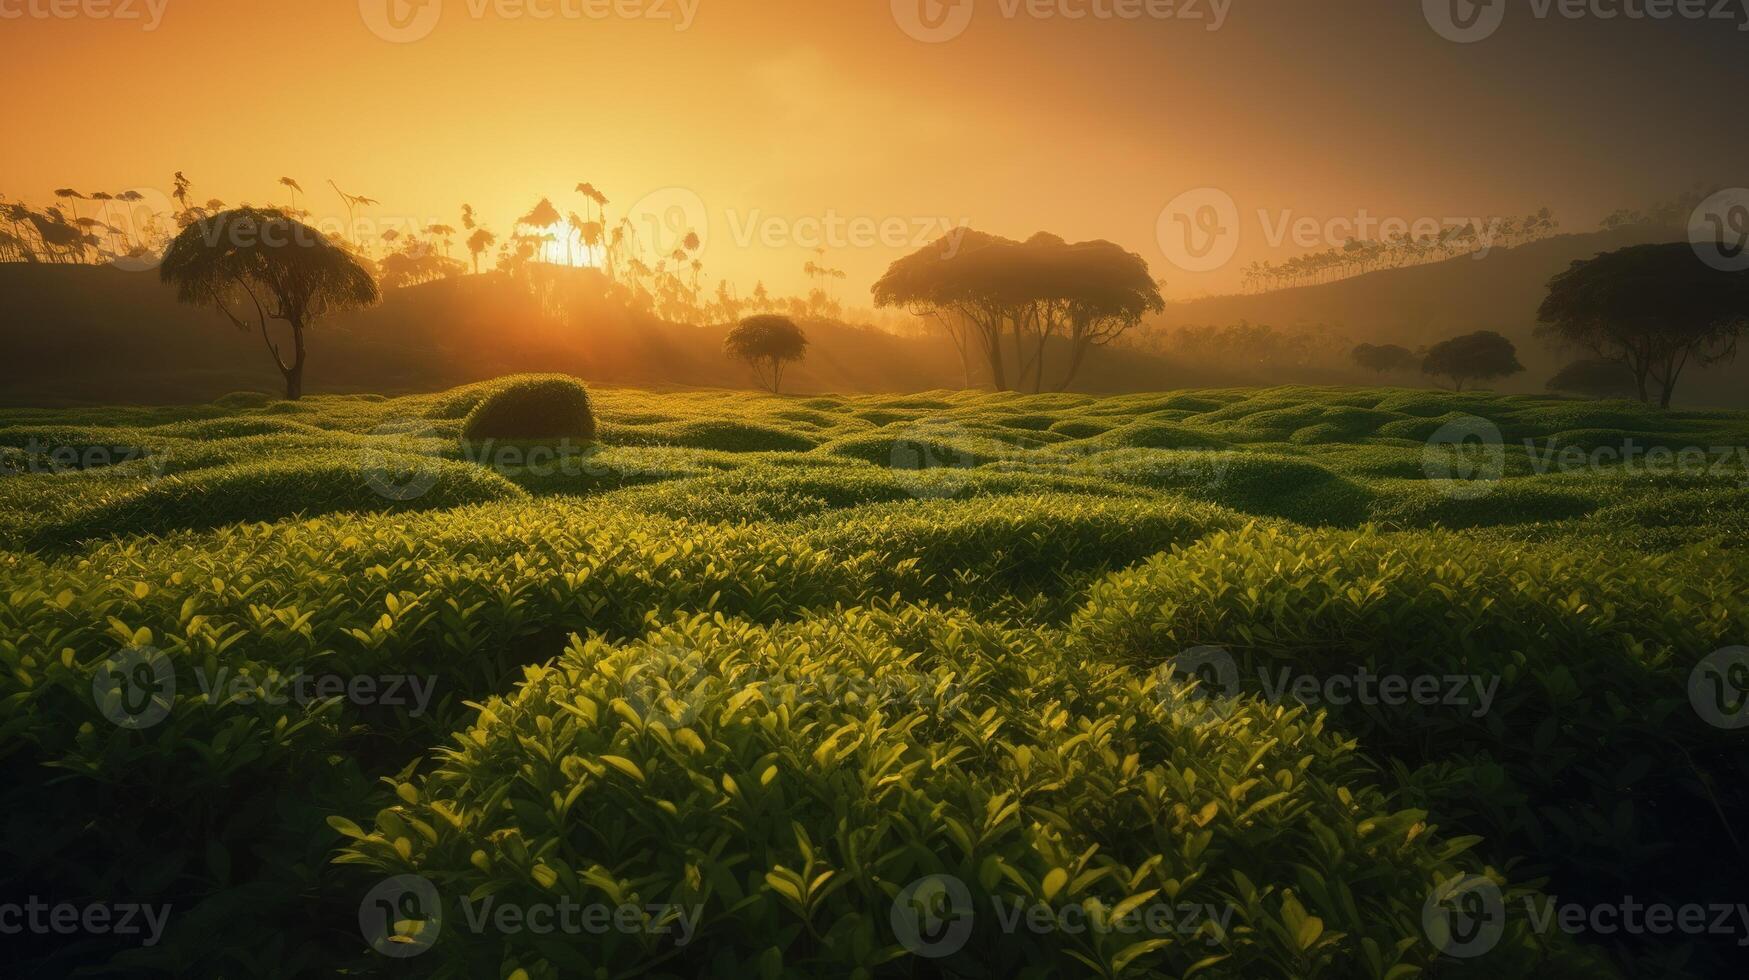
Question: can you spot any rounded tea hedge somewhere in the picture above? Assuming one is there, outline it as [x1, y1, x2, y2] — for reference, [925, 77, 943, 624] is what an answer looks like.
[460, 375, 597, 443]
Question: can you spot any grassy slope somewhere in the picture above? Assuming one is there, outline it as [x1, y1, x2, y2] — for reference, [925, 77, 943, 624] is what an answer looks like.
[1, 381, 1745, 977]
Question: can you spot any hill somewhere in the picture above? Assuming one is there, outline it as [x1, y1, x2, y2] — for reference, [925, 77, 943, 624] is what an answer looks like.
[5, 224, 1749, 407]
[1154, 223, 1749, 407]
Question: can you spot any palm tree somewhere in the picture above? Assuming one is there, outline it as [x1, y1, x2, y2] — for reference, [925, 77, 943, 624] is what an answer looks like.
[575, 182, 610, 274]
[171, 172, 194, 226]
[160, 208, 379, 399]
[327, 179, 379, 252]
[426, 224, 456, 259]
[279, 177, 304, 214]
[53, 189, 88, 260]
[517, 198, 562, 264]
[466, 228, 496, 274]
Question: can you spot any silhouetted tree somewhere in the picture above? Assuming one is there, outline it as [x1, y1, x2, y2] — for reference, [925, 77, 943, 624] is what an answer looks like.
[467, 228, 496, 274]
[1351, 342, 1419, 375]
[327, 180, 379, 252]
[1421, 330, 1524, 392]
[1537, 242, 1749, 407]
[279, 177, 304, 213]
[160, 208, 379, 399]
[725, 314, 808, 393]
[875, 230, 1161, 391]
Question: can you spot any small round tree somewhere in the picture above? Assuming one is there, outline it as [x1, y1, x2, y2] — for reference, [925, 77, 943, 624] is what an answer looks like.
[159, 207, 378, 399]
[1421, 330, 1524, 392]
[724, 315, 808, 393]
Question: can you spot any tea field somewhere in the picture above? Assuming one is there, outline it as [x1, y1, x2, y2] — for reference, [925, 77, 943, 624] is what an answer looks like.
[3, 377, 1747, 977]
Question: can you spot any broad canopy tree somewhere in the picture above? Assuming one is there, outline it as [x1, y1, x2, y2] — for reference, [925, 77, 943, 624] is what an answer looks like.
[872, 230, 1163, 392]
[160, 207, 378, 399]
[1537, 242, 1749, 408]
[1420, 330, 1524, 392]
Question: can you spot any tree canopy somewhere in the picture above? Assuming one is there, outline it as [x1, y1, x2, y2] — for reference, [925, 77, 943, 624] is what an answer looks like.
[724, 314, 809, 393]
[1420, 330, 1523, 392]
[1537, 242, 1749, 407]
[872, 230, 1162, 392]
[1350, 342, 1419, 375]
[160, 207, 378, 399]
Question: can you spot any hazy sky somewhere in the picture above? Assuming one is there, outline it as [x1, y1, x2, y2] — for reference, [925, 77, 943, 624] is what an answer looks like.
[7, 0, 1748, 298]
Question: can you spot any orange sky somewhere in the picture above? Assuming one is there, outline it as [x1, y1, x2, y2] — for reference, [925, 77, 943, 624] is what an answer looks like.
[6, 0, 1748, 299]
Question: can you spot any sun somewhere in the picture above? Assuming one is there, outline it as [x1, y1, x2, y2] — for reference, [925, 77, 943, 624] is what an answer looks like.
[535, 220, 601, 268]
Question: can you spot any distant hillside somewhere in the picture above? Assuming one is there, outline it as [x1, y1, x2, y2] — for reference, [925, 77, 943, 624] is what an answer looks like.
[1153, 224, 1749, 407]
[0, 265, 1267, 405]
[5, 228, 1749, 408]
[0, 265, 970, 405]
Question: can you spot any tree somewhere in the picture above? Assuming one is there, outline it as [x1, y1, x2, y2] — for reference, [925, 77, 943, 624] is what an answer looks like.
[1547, 358, 1639, 400]
[873, 230, 1161, 392]
[1421, 330, 1524, 391]
[1350, 342, 1419, 375]
[279, 176, 304, 213]
[724, 314, 808, 393]
[1537, 242, 1749, 407]
[874, 230, 1018, 390]
[159, 208, 379, 399]
[467, 228, 496, 274]
[1027, 236, 1163, 391]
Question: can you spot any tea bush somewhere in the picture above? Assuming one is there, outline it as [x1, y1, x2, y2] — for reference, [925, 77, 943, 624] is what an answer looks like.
[1073, 524, 1749, 933]
[335, 604, 1605, 978]
[3, 379, 1747, 976]
[460, 375, 596, 443]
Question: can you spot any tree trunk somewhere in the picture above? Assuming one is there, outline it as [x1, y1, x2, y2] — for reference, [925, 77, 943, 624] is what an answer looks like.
[282, 318, 307, 400]
[984, 331, 1007, 392]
